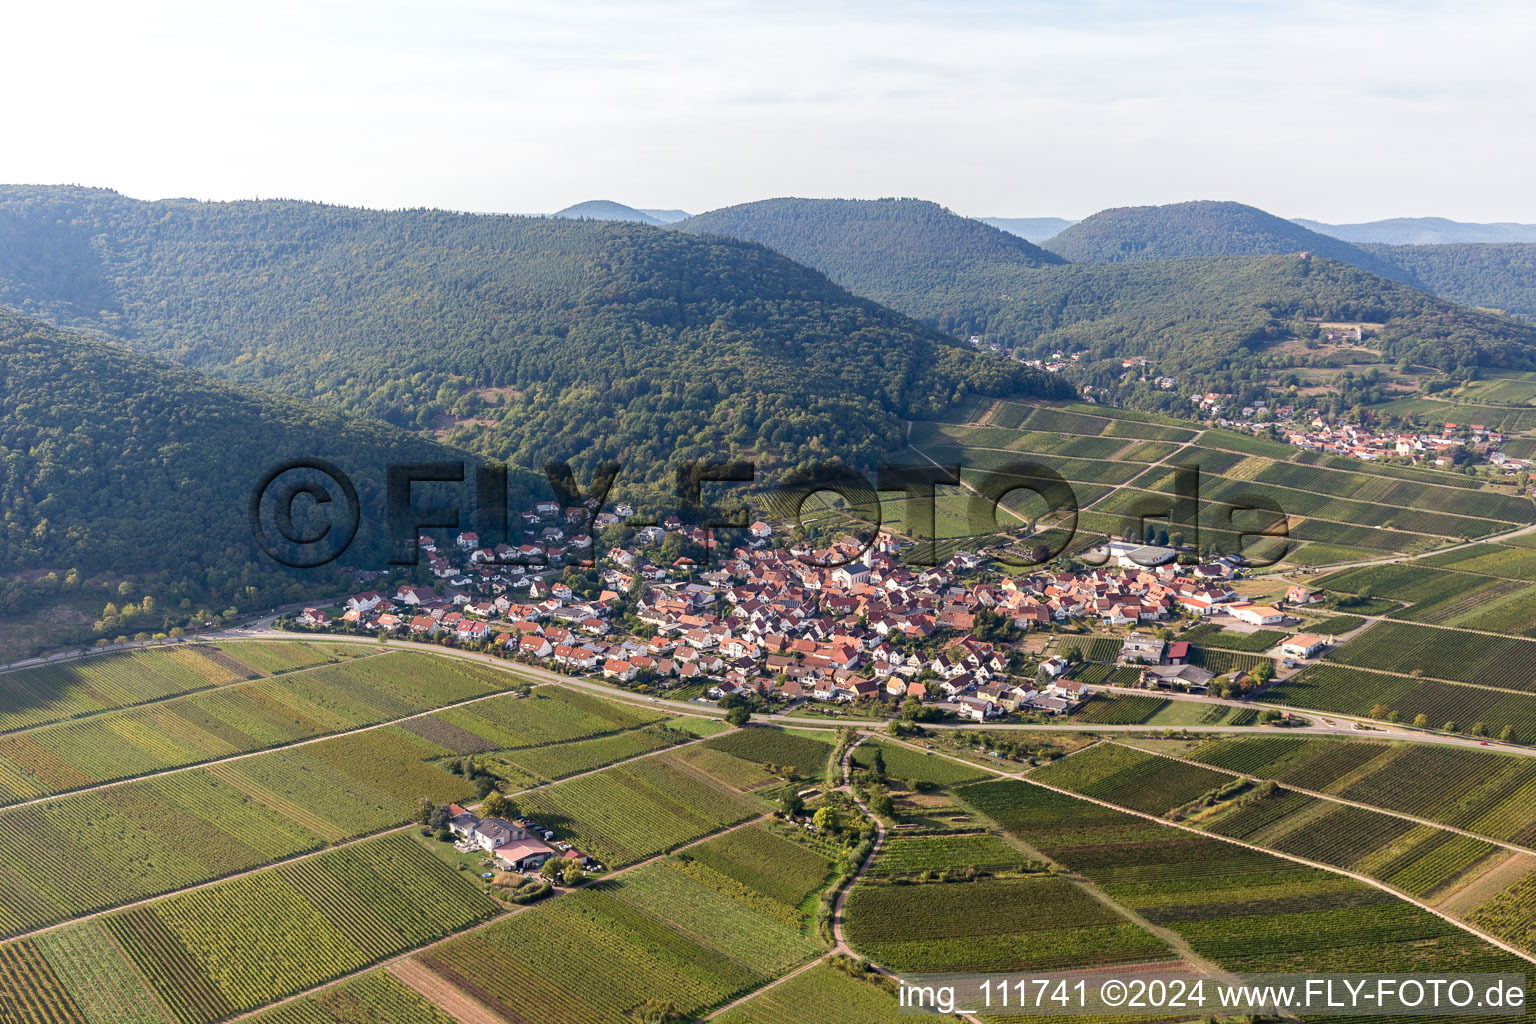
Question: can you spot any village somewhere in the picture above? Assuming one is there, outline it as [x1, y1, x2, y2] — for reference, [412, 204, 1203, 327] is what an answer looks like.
[287, 498, 1343, 726]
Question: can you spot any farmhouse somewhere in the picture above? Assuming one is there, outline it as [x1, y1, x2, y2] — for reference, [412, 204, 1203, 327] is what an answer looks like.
[1280, 634, 1327, 658]
[1140, 664, 1214, 692]
[449, 807, 557, 871]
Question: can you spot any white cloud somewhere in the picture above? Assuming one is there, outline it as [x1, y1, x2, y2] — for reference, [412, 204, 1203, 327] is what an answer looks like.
[3, 0, 1533, 221]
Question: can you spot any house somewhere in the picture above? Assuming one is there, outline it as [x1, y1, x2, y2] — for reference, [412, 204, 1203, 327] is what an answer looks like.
[603, 658, 639, 682]
[1166, 641, 1190, 665]
[296, 608, 329, 627]
[447, 804, 480, 838]
[1285, 584, 1324, 606]
[518, 634, 554, 658]
[396, 584, 440, 606]
[1280, 634, 1327, 659]
[958, 697, 1001, 721]
[1039, 655, 1069, 678]
[346, 591, 386, 613]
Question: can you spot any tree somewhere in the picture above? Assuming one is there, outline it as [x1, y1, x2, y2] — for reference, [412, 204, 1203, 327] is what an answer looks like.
[869, 791, 895, 818]
[725, 705, 751, 727]
[1501, 725, 1518, 743]
[1472, 721, 1489, 737]
[781, 790, 805, 818]
[813, 806, 841, 834]
[1368, 703, 1390, 720]
[871, 747, 887, 780]
[480, 790, 511, 819]
[1412, 713, 1429, 728]
[417, 797, 435, 826]
[427, 805, 452, 832]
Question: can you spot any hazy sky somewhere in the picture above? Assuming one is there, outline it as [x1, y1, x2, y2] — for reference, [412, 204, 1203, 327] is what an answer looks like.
[7, 0, 1535, 221]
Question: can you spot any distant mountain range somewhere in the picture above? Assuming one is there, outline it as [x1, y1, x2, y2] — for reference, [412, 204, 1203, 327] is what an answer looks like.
[551, 199, 666, 224]
[980, 217, 1078, 242]
[551, 200, 691, 225]
[1294, 216, 1536, 245]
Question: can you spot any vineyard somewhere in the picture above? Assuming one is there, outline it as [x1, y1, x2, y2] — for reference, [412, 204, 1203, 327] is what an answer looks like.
[843, 875, 1171, 972]
[713, 964, 902, 1024]
[517, 753, 764, 866]
[866, 832, 1033, 879]
[430, 686, 668, 750]
[1423, 542, 1536, 581]
[1265, 664, 1536, 740]
[957, 779, 1528, 976]
[1325, 621, 1536, 691]
[417, 847, 822, 1024]
[246, 972, 458, 1024]
[1188, 735, 1536, 847]
[852, 741, 989, 787]
[208, 725, 476, 843]
[0, 652, 514, 805]
[0, 834, 495, 1024]
[1069, 693, 1167, 724]
[1031, 743, 1233, 815]
[497, 725, 679, 780]
[701, 727, 835, 779]
[671, 745, 783, 790]
[0, 769, 327, 937]
[680, 823, 835, 908]
[0, 642, 351, 734]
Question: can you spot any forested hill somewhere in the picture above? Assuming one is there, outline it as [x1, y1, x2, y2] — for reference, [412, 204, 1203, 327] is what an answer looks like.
[1041, 200, 1416, 285]
[667, 194, 1536, 389]
[0, 309, 535, 638]
[0, 186, 1068, 489]
[677, 196, 1065, 283]
[1360, 243, 1536, 322]
[983, 254, 1536, 404]
[674, 196, 1072, 343]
